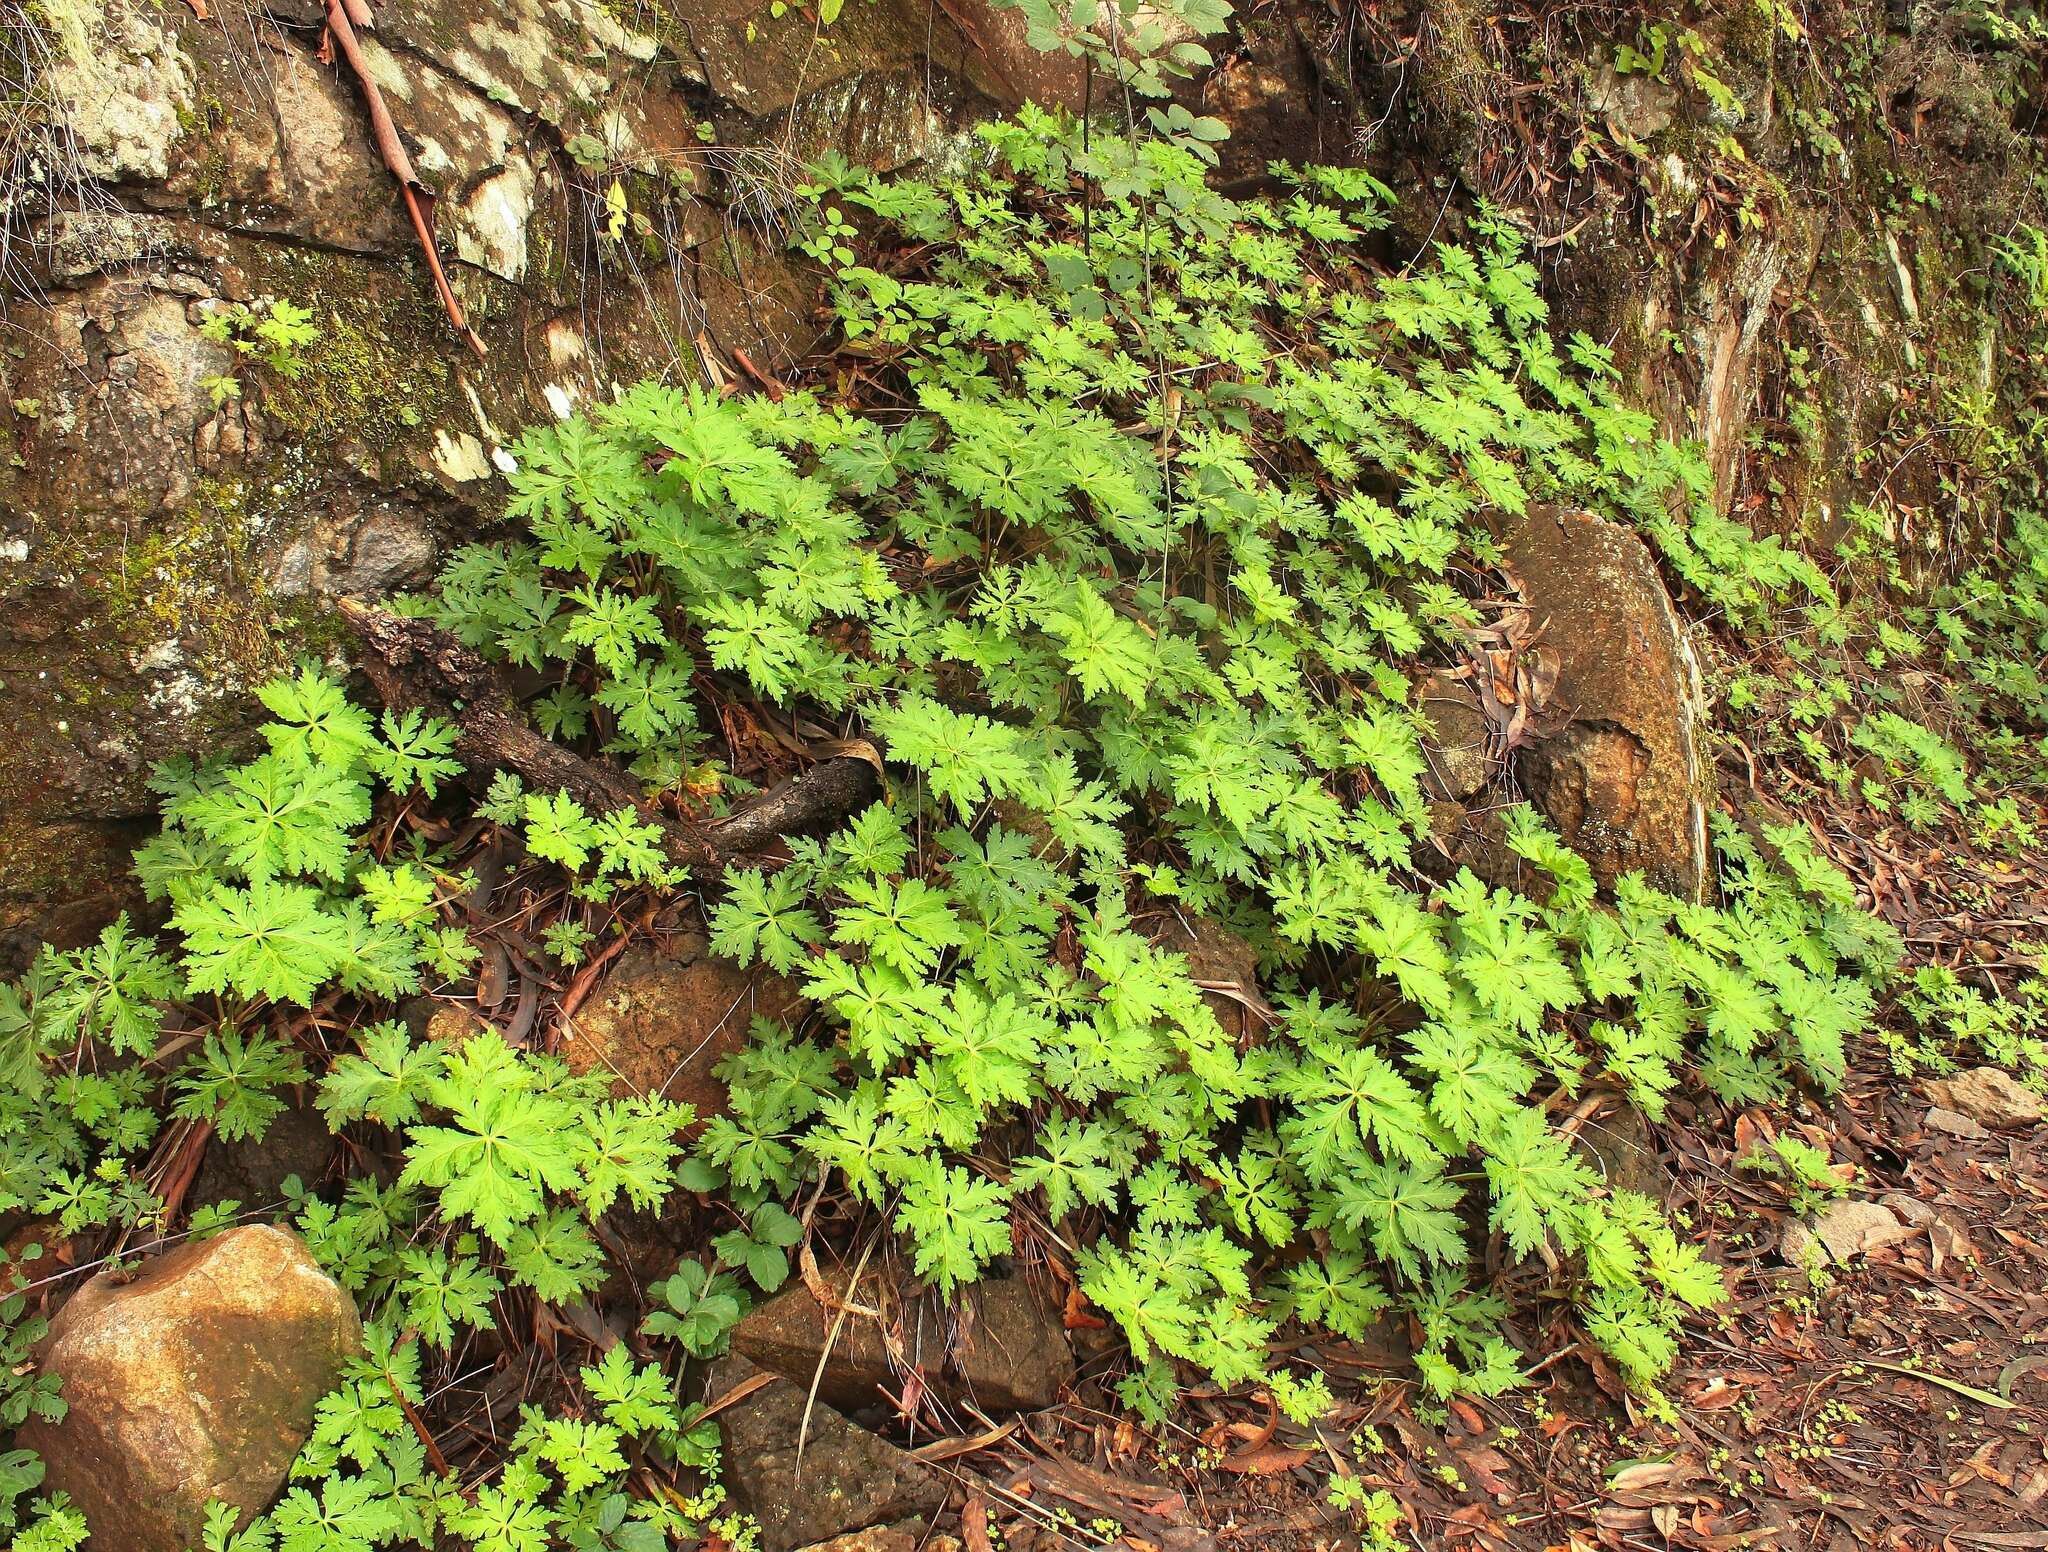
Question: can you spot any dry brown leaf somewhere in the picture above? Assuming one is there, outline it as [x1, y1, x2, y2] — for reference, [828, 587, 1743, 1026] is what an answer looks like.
[1608, 1460, 1680, 1494]
[1062, 1285, 1107, 1331]
[963, 1491, 994, 1552]
[1219, 1442, 1314, 1475]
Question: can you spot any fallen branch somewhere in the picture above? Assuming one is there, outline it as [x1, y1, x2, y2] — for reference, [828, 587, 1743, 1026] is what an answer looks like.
[337, 599, 879, 874]
[709, 750, 881, 855]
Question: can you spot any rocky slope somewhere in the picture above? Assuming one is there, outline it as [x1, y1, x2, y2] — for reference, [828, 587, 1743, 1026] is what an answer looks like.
[0, 0, 1057, 954]
[1, 4, 2042, 1548]
[3, 0, 2036, 957]
[8, 0, 2031, 962]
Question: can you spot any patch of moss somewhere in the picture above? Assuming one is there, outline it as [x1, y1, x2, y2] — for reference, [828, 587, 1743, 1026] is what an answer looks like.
[22, 474, 287, 681]
[0, 472, 300, 922]
[250, 248, 461, 460]
[273, 594, 357, 661]
[182, 93, 233, 206]
[1413, 0, 1495, 156]
[525, 191, 573, 294]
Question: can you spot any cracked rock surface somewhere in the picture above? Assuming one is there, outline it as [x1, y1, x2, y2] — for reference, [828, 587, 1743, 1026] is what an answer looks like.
[1420, 505, 1711, 899]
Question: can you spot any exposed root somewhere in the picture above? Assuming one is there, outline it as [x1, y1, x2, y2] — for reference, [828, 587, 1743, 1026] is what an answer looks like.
[320, 0, 486, 356]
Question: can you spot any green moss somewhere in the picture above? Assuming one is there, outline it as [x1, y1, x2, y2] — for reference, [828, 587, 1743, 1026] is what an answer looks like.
[250, 248, 460, 459]
[0, 777, 137, 900]
[1413, 0, 1494, 154]
[1714, 0, 1777, 83]
[526, 199, 571, 293]
[185, 94, 232, 206]
[0, 474, 297, 917]
[23, 475, 286, 681]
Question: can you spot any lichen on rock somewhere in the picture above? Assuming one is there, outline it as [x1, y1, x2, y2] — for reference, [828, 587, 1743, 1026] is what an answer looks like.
[0, 0, 1077, 951]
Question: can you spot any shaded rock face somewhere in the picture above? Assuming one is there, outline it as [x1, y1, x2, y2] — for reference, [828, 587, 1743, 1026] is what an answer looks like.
[1393, 0, 2037, 562]
[1415, 668, 1497, 804]
[1423, 507, 1709, 900]
[0, 0, 1056, 957]
[559, 934, 806, 1108]
[733, 1262, 1074, 1415]
[1569, 1094, 1669, 1204]
[1141, 912, 1269, 1038]
[708, 1355, 943, 1552]
[16, 1224, 362, 1552]
[189, 1098, 334, 1214]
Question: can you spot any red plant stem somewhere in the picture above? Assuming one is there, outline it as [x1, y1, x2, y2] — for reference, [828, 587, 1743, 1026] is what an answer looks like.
[323, 0, 486, 357]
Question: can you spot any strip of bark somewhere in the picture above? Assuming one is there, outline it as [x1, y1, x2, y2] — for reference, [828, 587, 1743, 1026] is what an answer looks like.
[337, 599, 876, 874]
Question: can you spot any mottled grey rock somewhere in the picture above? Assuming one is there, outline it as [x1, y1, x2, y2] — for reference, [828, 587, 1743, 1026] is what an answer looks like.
[40, 0, 197, 182]
[1780, 1200, 1913, 1267]
[1584, 64, 1680, 143]
[1923, 1068, 2045, 1129]
[1879, 1192, 1936, 1227]
[1925, 1105, 1992, 1140]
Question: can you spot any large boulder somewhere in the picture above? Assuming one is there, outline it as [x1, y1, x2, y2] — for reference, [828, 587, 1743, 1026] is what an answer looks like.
[1422, 506, 1710, 900]
[16, 1224, 361, 1551]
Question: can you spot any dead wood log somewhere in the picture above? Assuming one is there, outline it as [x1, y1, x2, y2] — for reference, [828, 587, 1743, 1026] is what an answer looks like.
[336, 598, 877, 874]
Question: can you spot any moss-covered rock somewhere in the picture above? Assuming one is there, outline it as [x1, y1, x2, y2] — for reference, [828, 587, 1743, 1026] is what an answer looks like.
[0, 0, 1083, 949]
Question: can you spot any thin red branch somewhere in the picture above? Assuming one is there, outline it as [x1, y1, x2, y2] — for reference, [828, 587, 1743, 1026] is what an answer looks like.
[323, 0, 486, 357]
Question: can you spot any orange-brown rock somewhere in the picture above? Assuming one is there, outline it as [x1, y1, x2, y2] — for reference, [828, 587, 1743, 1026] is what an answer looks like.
[17, 1224, 361, 1552]
[1141, 911, 1272, 1038]
[558, 934, 806, 1110]
[1505, 506, 1709, 900]
[1428, 506, 1709, 899]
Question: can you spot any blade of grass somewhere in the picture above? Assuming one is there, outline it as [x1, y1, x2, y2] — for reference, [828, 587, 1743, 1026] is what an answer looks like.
[1863, 1359, 2014, 1410]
